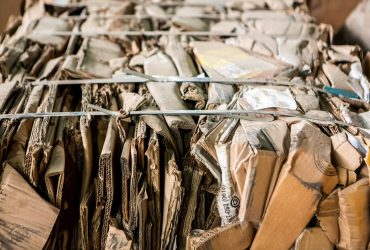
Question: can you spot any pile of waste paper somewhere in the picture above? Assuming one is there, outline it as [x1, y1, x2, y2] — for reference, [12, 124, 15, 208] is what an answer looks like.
[0, 0, 369, 249]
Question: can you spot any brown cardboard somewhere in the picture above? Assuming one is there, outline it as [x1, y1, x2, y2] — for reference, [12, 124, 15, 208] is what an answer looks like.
[62, 38, 124, 78]
[145, 130, 161, 250]
[1, 0, 370, 249]
[365, 145, 370, 186]
[80, 115, 93, 199]
[128, 119, 146, 232]
[239, 149, 277, 225]
[178, 164, 204, 248]
[44, 93, 70, 208]
[24, 85, 56, 187]
[316, 190, 339, 245]
[144, 51, 196, 155]
[27, 16, 72, 51]
[295, 227, 334, 250]
[0, 163, 59, 249]
[331, 132, 362, 171]
[161, 150, 183, 249]
[120, 126, 134, 231]
[365, 52, 370, 79]
[0, 81, 16, 111]
[80, 185, 96, 250]
[240, 120, 290, 216]
[105, 225, 132, 250]
[97, 97, 119, 249]
[309, 0, 361, 33]
[241, 11, 316, 39]
[192, 119, 229, 182]
[186, 222, 255, 250]
[337, 167, 357, 187]
[230, 124, 250, 197]
[251, 171, 322, 250]
[214, 118, 240, 225]
[359, 163, 369, 180]
[192, 41, 293, 80]
[338, 178, 370, 250]
[138, 181, 148, 250]
[0, 37, 27, 78]
[0, 0, 21, 31]
[344, 0, 370, 51]
[165, 36, 205, 109]
[80, 85, 94, 200]
[0, 82, 28, 162]
[251, 121, 337, 250]
[8, 85, 43, 152]
[45, 143, 65, 207]
[141, 112, 178, 159]
[322, 63, 352, 92]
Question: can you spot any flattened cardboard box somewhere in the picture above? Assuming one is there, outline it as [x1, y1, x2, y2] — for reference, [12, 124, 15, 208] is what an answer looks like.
[251, 121, 338, 250]
[295, 227, 333, 250]
[0, 164, 59, 249]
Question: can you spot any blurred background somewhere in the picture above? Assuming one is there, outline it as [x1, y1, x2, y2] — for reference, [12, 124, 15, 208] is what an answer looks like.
[0, 0, 22, 31]
[0, 0, 369, 50]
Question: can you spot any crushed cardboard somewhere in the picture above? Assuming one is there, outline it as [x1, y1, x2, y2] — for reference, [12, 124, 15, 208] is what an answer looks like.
[0, 0, 369, 249]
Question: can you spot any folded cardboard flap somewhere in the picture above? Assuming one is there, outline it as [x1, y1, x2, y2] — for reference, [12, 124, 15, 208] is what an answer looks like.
[230, 124, 250, 197]
[322, 63, 352, 92]
[331, 132, 362, 171]
[78, 38, 124, 78]
[45, 143, 65, 208]
[144, 51, 195, 155]
[239, 149, 277, 225]
[251, 171, 322, 250]
[165, 35, 206, 109]
[186, 222, 255, 250]
[316, 190, 339, 245]
[337, 167, 357, 187]
[192, 41, 293, 80]
[27, 16, 72, 51]
[161, 150, 183, 249]
[295, 227, 334, 250]
[0, 81, 16, 112]
[250, 121, 337, 250]
[215, 142, 240, 225]
[0, 163, 59, 250]
[80, 185, 95, 250]
[240, 120, 290, 218]
[338, 178, 370, 250]
[365, 146, 370, 187]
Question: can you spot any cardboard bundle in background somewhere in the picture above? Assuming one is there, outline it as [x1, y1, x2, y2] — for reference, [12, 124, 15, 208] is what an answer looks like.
[308, 0, 361, 33]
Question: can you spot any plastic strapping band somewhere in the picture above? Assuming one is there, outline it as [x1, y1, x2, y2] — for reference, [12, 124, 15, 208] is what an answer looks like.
[50, 1, 229, 8]
[59, 14, 225, 21]
[28, 70, 295, 86]
[0, 107, 355, 129]
[30, 30, 242, 37]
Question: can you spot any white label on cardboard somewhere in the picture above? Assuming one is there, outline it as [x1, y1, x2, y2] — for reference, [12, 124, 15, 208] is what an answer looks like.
[215, 143, 240, 225]
[244, 88, 298, 110]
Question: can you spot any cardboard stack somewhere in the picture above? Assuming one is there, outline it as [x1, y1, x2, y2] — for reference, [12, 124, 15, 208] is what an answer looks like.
[0, 0, 369, 249]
